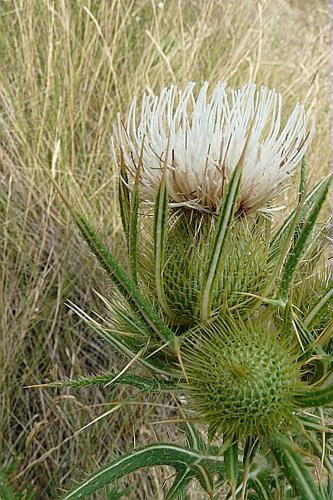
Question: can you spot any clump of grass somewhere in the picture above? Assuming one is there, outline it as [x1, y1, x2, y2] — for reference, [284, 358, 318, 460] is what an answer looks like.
[0, 1, 331, 498]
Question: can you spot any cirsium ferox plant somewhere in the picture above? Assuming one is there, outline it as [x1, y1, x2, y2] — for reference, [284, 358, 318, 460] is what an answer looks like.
[47, 83, 332, 499]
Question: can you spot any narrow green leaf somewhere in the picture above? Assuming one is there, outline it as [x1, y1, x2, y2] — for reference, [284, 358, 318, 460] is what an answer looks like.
[305, 429, 333, 482]
[295, 382, 333, 408]
[298, 415, 333, 434]
[191, 463, 214, 496]
[74, 212, 175, 343]
[270, 434, 322, 500]
[283, 299, 293, 336]
[239, 437, 259, 500]
[293, 313, 316, 349]
[67, 302, 175, 376]
[270, 176, 330, 254]
[63, 444, 224, 499]
[299, 155, 307, 203]
[278, 176, 331, 302]
[128, 143, 144, 284]
[200, 163, 242, 321]
[118, 153, 131, 239]
[224, 440, 239, 495]
[304, 284, 333, 328]
[264, 199, 309, 303]
[42, 372, 179, 393]
[243, 437, 259, 467]
[165, 465, 194, 500]
[183, 422, 206, 452]
[250, 479, 275, 500]
[128, 181, 140, 284]
[154, 174, 173, 317]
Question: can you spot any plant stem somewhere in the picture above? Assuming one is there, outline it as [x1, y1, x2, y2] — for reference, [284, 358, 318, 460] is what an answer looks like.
[240, 460, 250, 500]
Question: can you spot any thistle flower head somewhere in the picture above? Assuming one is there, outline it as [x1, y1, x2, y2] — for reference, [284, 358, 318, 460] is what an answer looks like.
[112, 82, 314, 213]
[183, 319, 304, 438]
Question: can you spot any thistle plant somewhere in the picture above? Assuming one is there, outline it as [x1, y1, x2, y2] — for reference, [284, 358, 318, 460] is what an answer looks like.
[50, 82, 332, 499]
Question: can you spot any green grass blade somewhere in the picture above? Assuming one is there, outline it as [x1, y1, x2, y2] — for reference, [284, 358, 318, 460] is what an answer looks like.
[0, 471, 20, 500]
[200, 163, 242, 321]
[278, 176, 331, 302]
[63, 444, 224, 499]
[269, 434, 323, 500]
[74, 212, 176, 343]
[295, 382, 333, 408]
[0, 470, 35, 500]
[118, 153, 131, 240]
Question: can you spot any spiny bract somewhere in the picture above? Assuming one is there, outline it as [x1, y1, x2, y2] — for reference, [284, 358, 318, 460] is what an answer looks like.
[140, 210, 273, 326]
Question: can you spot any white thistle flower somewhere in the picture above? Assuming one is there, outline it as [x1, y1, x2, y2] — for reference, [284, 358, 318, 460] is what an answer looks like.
[112, 82, 314, 213]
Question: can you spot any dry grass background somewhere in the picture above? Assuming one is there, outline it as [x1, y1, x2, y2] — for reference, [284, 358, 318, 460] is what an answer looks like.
[0, 0, 331, 498]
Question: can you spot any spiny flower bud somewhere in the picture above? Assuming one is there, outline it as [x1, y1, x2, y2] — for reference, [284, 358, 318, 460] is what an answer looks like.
[183, 319, 304, 438]
[142, 211, 272, 326]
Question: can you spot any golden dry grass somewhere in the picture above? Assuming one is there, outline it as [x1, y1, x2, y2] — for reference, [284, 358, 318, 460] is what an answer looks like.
[0, 0, 330, 498]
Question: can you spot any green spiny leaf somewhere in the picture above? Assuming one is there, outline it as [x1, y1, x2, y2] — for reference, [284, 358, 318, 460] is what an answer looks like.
[128, 143, 143, 284]
[299, 155, 308, 203]
[62, 444, 224, 499]
[118, 152, 131, 239]
[41, 372, 179, 393]
[304, 284, 333, 328]
[298, 415, 333, 435]
[270, 176, 330, 254]
[67, 302, 175, 377]
[269, 434, 323, 500]
[183, 422, 206, 452]
[165, 465, 194, 500]
[191, 463, 214, 497]
[295, 381, 333, 408]
[278, 175, 331, 302]
[154, 173, 173, 317]
[74, 212, 176, 343]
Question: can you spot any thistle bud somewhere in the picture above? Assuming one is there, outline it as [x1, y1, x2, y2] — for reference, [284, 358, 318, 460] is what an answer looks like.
[183, 319, 304, 438]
